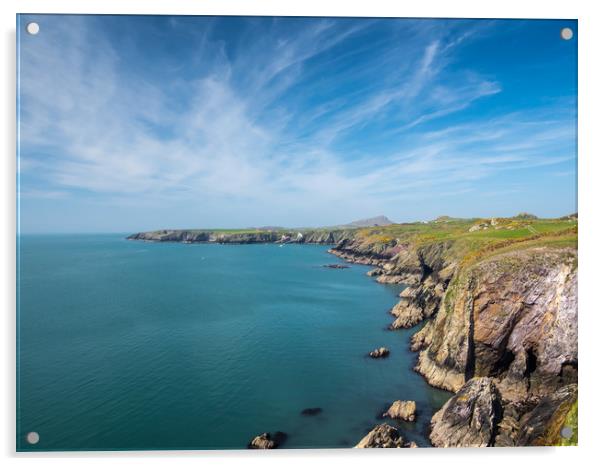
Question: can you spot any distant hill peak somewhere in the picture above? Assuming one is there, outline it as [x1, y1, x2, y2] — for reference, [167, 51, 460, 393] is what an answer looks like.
[343, 215, 394, 228]
[514, 212, 538, 220]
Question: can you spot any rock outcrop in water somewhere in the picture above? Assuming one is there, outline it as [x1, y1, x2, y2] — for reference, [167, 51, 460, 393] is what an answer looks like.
[383, 400, 417, 421]
[355, 423, 416, 448]
[248, 431, 287, 449]
[368, 347, 390, 358]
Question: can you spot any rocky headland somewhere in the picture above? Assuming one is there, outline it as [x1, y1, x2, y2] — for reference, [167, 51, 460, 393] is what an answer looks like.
[128, 215, 578, 448]
[329, 216, 578, 447]
[126, 228, 358, 245]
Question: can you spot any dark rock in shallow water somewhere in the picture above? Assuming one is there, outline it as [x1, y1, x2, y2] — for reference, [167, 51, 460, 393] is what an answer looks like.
[322, 264, 350, 269]
[301, 407, 323, 416]
[248, 431, 287, 449]
[272, 431, 288, 445]
[368, 347, 390, 358]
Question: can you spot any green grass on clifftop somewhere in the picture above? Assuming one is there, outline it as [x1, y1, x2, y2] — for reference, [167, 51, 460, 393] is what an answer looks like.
[355, 216, 576, 260]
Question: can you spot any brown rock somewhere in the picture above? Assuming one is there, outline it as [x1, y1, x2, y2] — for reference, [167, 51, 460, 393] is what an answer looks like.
[355, 423, 415, 448]
[368, 347, 390, 358]
[430, 377, 503, 447]
[399, 286, 419, 299]
[383, 400, 417, 421]
[248, 433, 275, 449]
[389, 302, 424, 329]
[248, 431, 287, 449]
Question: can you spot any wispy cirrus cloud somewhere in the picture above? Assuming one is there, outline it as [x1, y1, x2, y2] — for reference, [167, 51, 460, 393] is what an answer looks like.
[17, 16, 577, 231]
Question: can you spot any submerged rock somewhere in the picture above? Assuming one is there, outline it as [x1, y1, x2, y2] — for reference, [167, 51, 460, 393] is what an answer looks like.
[322, 264, 350, 269]
[355, 423, 416, 448]
[368, 347, 390, 358]
[301, 407, 323, 416]
[248, 431, 287, 449]
[383, 400, 417, 421]
[430, 377, 503, 447]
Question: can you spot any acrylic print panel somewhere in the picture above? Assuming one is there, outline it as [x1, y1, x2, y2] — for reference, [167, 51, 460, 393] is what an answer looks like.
[16, 14, 578, 451]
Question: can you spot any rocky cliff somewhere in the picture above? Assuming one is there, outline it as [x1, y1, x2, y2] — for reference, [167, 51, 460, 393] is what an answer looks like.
[331, 229, 578, 447]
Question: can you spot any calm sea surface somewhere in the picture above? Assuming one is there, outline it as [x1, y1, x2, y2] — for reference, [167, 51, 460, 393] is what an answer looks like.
[17, 234, 450, 450]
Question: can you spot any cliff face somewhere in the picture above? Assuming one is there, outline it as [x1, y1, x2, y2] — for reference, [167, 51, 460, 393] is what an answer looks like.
[128, 230, 275, 243]
[331, 237, 577, 447]
[413, 248, 577, 397]
[429, 377, 503, 447]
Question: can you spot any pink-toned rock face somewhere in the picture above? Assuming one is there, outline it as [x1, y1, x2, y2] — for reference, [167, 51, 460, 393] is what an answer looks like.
[415, 247, 577, 400]
[408, 246, 578, 447]
[471, 249, 577, 399]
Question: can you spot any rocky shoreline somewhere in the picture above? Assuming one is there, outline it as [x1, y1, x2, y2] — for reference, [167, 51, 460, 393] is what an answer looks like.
[328, 235, 578, 447]
[128, 220, 578, 448]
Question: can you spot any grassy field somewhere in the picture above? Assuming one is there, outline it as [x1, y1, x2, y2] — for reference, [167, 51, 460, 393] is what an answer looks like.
[352, 215, 577, 266]
[164, 228, 279, 234]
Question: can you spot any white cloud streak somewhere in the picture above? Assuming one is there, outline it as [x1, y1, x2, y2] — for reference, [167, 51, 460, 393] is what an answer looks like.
[18, 16, 576, 227]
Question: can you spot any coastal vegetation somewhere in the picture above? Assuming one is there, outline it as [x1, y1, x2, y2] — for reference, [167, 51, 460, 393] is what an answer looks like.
[128, 215, 576, 254]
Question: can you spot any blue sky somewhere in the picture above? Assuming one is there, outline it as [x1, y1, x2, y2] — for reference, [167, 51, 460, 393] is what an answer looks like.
[17, 15, 577, 233]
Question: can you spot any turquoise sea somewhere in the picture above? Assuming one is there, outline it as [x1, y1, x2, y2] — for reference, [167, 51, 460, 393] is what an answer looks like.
[17, 234, 450, 450]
